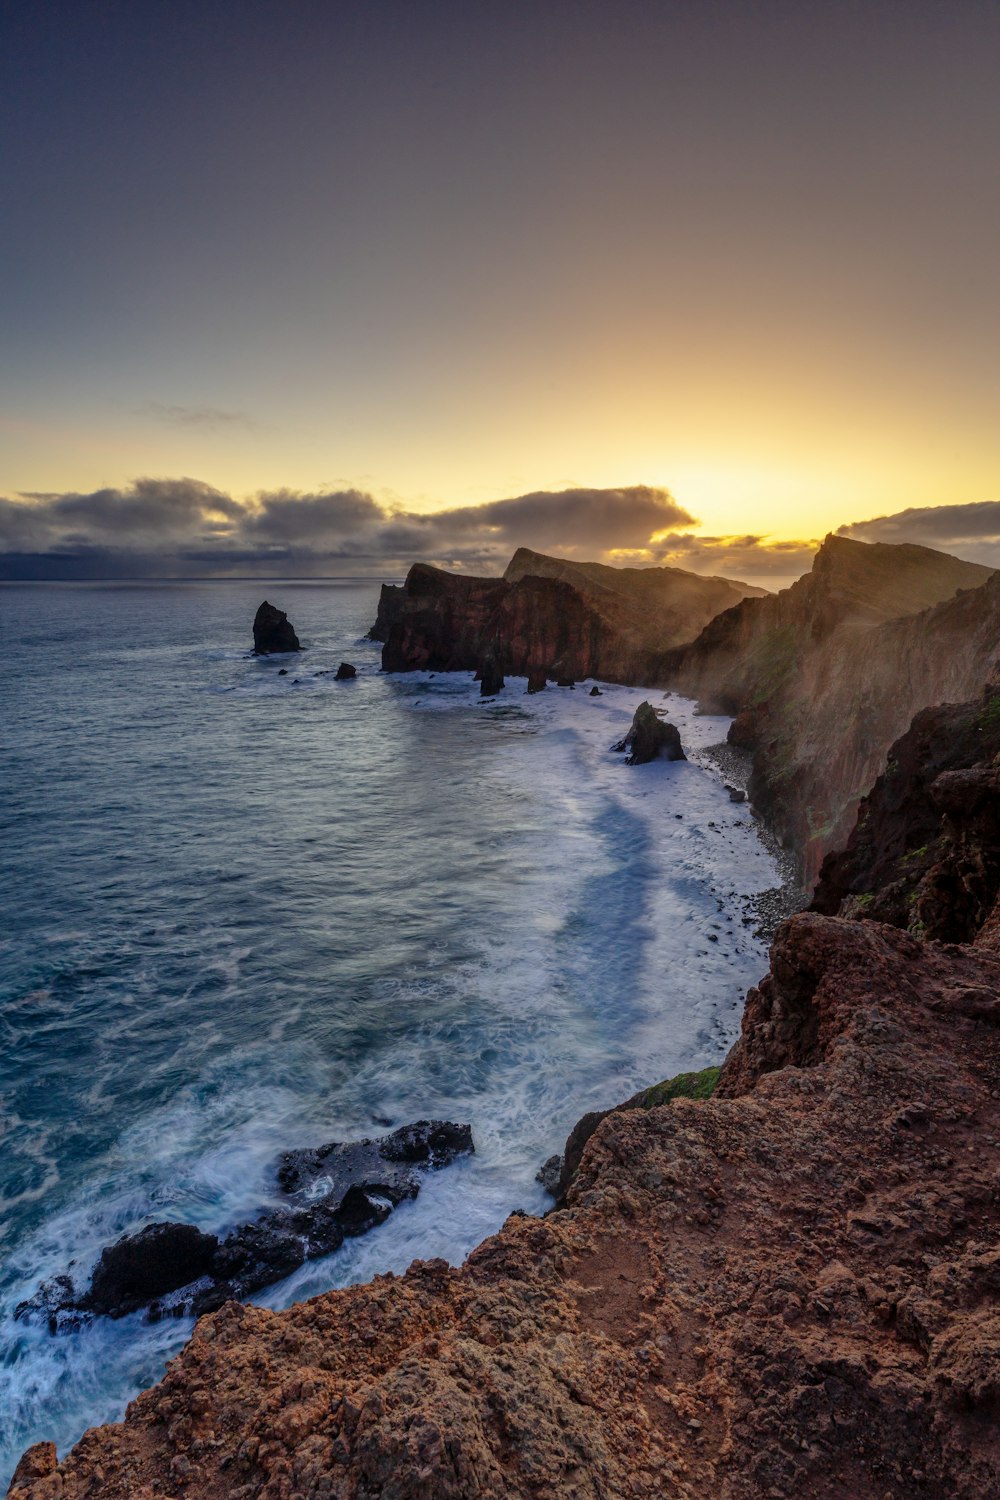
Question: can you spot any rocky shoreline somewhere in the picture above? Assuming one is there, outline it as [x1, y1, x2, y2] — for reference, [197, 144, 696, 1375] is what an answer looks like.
[11, 565, 1000, 1497]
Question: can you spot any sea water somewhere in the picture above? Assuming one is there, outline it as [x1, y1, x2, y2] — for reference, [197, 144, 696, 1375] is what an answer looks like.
[0, 579, 781, 1484]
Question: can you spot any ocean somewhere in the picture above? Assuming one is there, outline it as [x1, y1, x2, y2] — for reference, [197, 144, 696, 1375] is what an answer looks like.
[0, 579, 781, 1485]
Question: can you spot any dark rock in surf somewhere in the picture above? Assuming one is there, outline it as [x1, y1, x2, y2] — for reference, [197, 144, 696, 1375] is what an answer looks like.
[536, 1155, 563, 1197]
[19, 1120, 474, 1329]
[526, 670, 547, 694]
[253, 601, 301, 655]
[334, 661, 357, 680]
[480, 659, 505, 696]
[556, 678, 575, 689]
[278, 668, 288, 675]
[87, 1223, 219, 1318]
[589, 685, 602, 696]
[613, 701, 686, 765]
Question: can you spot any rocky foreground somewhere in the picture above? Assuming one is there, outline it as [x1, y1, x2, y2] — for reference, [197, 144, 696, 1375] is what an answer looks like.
[11, 904, 1000, 1497]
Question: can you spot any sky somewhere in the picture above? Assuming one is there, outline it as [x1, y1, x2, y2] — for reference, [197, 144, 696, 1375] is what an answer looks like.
[1, 0, 999, 582]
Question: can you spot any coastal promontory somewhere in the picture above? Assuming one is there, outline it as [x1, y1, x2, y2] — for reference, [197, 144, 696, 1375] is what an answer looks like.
[373, 548, 766, 685]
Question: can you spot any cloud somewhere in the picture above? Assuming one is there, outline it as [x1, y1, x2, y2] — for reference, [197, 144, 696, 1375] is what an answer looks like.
[2, 478, 241, 558]
[141, 402, 256, 430]
[0, 477, 817, 583]
[839, 501, 1000, 567]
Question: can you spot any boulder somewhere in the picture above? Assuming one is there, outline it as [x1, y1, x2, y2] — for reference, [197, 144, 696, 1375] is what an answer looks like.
[334, 661, 357, 680]
[612, 701, 686, 765]
[589, 685, 602, 696]
[253, 601, 301, 654]
[86, 1223, 219, 1318]
[526, 670, 547, 694]
[556, 678, 575, 689]
[535, 1154, 563, 1197]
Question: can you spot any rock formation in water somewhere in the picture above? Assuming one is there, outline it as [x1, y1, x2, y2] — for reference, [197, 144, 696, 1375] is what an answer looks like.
[334, 661, 357, 680]
[479, 657, 505, 696]
[613, 701, 686, 764]
[378, 550, 766, 684]
[368, 582, 405, 641]
[252, 600, 302, 654]
[15, 1121, 472, 1330]
[15, 909, 1000, 1498]
[666, 535, 997, 879]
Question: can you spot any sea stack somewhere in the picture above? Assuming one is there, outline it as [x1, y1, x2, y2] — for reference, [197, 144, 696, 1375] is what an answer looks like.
[253, 601, 301, 655]
[479, 658, 505, 696]
[334, 662, 357, 680]
[613, 701, 686, 765]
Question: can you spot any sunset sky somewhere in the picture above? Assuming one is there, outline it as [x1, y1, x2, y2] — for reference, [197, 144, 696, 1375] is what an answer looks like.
[2, 1, 999, 580]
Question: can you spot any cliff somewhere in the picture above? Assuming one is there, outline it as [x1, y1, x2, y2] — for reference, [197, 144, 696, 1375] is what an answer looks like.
[667, 536, 997, 878]
[13, 913, 1000, 1498]
[377, 551, 766, 684]
[812, 684, 1000, 944]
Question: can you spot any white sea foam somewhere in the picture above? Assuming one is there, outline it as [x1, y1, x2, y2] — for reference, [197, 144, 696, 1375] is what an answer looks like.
[0, 666, 782, 1481]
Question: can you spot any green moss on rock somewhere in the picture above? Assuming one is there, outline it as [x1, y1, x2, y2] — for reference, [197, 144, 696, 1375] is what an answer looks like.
[630, 1066, 721, 1110]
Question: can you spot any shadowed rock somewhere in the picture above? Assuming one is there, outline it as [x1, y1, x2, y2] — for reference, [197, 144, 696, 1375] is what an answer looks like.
[479, 658, 505, 696]
[526, 669, 547, 693]
[86, 1223, 219, 1318]
[16, 1121, 473, 1328]
[612, 701, 686, 764]
[378, 551, 766, 683]
[334, 661, 357, 680]
[589, 685, 602, 696]
[252, 600, 301, 654]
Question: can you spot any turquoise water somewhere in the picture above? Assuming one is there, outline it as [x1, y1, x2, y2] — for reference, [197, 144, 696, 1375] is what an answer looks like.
[0, 580, 779, 1483]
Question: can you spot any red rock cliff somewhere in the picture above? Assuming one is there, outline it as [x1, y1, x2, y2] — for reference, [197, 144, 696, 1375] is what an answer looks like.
[667, 535, 997, 878]
[379, 551, 765, 683]
[12, 910, 1000, 1499]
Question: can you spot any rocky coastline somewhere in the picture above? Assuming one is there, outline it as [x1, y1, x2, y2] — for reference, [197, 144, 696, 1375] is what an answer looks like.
[11, 546, 1000, 1497]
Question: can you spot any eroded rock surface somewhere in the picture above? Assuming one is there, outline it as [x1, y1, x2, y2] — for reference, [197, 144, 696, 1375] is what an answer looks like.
[666, 535, 998, 878]
[15, 1121, 473, 1330]
[13, 918, 1000, 1499]
[613, 701, 686, 764]
[812, 684, 1000, 945]
[379, 550, 765, 685]
[252, 601, 302, 654]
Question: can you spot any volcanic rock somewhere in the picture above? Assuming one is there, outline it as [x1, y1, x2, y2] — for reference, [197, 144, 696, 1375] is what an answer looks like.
[85, 1222, 219, 1319]
[252, 600, 301, 654]
[812, 683, 1000, 944]
[589, 684, 602, 695]
[613, 701, 686, 764]
[334, 661, 357, 680]
[479, 658, 505, 696]
[526, 669, 547, 693]
[378, 549, 765, 684]
[666, 534, 998, 878]
[19, 916, 1000, 1499]
[367, 582, 406, 642]
[16, 1121, 473, 1329]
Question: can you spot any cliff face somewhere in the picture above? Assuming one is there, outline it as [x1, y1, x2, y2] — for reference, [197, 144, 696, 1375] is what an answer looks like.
[14, 914, 1000, 1499]
[667, 536, 998, 878]
[378, 551, 766, 684]
[812, 685, 1000, 945]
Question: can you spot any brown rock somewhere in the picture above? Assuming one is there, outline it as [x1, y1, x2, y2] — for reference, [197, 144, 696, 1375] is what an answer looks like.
[666, 534, 997, 879]
[378, 549, 765, 684]
[18, 915, 1000, 1498]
